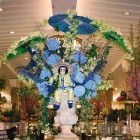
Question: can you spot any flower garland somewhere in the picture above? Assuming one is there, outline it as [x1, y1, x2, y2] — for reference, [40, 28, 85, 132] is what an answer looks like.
[90, 18, 132, 54]
[2, 31, 47, 64]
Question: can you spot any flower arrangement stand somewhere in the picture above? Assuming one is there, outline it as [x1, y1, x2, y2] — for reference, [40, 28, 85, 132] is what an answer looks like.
[54, 92, 79, 140]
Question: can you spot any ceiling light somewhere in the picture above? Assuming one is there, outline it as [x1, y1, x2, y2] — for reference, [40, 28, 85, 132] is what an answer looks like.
[0, 8, 4, 12]
[9, 31, 15, 34]
[123, 11, 131, 16]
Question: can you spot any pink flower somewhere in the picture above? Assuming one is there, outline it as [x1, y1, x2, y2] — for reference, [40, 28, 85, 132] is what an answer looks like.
[116, 96, 124, 101]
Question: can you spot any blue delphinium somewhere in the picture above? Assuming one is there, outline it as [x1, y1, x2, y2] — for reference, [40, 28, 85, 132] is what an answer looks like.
[72, 51, 87, 65]
[36, 81, 48, 97]
[46, 38, 60, 51]
[47, 54, 61, 66]
[40, 69, 52, 79]
[74, 71, 85, 84]
[43, 50, 51, 61]
[73, 85, 85, 97]
[84, 80, 96, 90]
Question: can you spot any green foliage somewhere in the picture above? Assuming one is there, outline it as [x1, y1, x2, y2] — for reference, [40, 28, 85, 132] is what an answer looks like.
[103, 45, 112, 59]
[78, 96, 93, 122]
[38, 97, 56, 131]
[6, 47, 28, 60]
[97, 80, 112, 90]
[3, 109, 21, 122]
[90, 18, 132, 55]
[103, 32, 131, 54]
[64, 18, 79, 47]
[19, 86, 40, 120]
[107, 109, 127, 122]
[118, 109, 127, 120]
[131, 107, 140, 120]
[57, 41, 66, 59]
[86, 44, 97, 58]
[5, 35, 47, 61]
[107, 109, 119, 122]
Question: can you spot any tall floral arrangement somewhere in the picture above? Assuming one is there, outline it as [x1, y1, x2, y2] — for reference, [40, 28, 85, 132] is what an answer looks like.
[127, 22, 140, 104]
[2, 10, 132, 128]
[18, 86, 40, 133]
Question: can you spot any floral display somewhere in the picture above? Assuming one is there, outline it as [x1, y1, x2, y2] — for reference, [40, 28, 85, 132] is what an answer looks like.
[2, 9, 133, 127]
[126, 22, 140, 104]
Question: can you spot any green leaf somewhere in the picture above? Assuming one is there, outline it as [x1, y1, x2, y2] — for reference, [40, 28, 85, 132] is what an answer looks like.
[103, 31, 131, 54]
[6, 47, 27, 60]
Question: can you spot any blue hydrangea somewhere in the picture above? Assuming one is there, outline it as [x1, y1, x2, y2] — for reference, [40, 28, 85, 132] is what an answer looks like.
[74, 71, 85, 84]
[72, 51, 87, 65]
[85, 91, 97, 99]
[84, 72, 101, 84]
[84, 80, 96, 90]
[46, 38, 60, 51]
[36, 81, 48, 97]
[84, 73, 96, 83]
[40, 69, 52, 79]
[73, 86, 85, 97]
[47, 54, 61, 66]
[89, 91, 97, 97]
[72, 63, 80, 73]
[43, 50, 51, 61]
[85, 94, 92, 99]
[94, 74, 101, 84]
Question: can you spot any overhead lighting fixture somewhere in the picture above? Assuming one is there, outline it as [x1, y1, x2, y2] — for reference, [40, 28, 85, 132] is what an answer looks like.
[9, 31, 15, 34]
[0, 8, 4, 12]
[123, 11, 131, 16]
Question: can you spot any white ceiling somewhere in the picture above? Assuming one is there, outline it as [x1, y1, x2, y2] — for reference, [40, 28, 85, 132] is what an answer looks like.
[0, 0, 139, 92]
